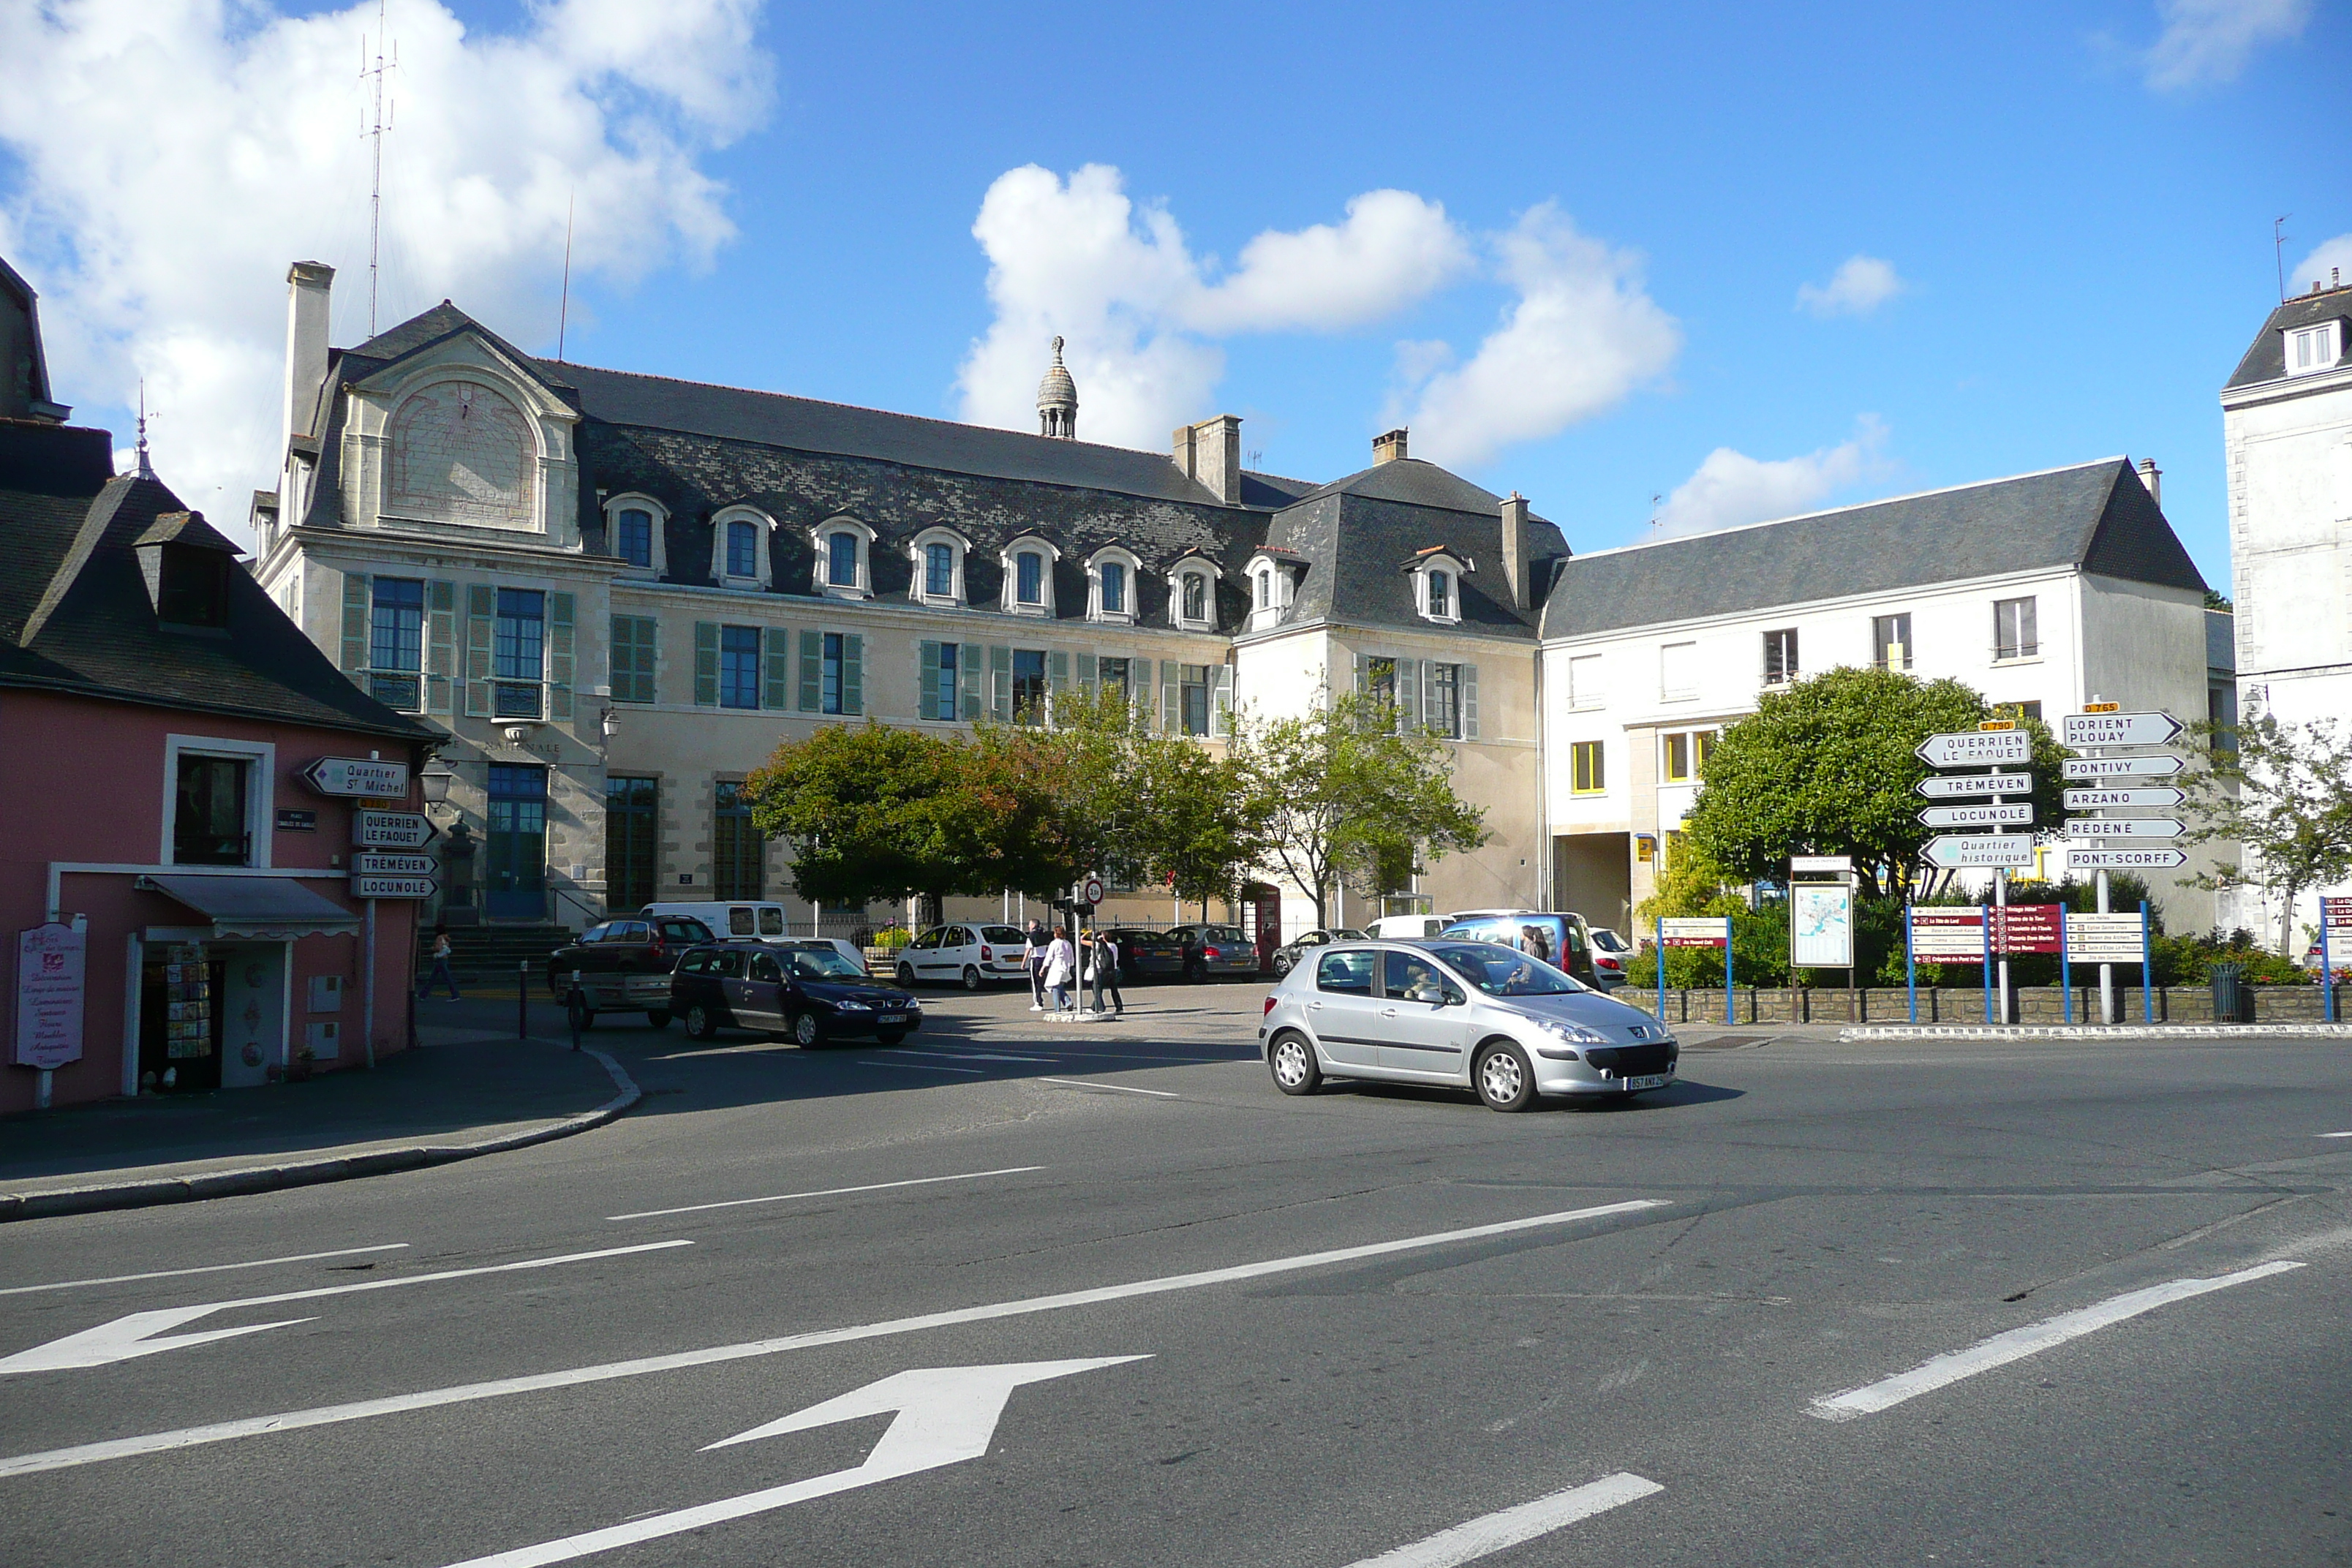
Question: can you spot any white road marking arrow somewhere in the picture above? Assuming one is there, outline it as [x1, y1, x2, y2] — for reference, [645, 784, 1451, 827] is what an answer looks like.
[440, 1357, 1149, 1568]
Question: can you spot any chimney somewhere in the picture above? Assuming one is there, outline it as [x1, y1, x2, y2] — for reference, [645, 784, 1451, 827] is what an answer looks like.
[1173, 415, 1242, 505]
[2136, 458, 2162, 510]
[1499, 491, 1531, 613]
[1373, 428, 1408, 464]
[283, 261, 334, 447]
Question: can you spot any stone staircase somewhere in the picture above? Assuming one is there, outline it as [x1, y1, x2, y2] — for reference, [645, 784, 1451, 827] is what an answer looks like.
[414, 924, 574, 988]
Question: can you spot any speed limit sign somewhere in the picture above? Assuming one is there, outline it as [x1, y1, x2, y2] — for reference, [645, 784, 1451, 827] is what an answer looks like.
[1082, 875, 1105, 906]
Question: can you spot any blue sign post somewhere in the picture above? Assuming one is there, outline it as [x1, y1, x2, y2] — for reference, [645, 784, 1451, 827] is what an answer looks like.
[2323, 914, 2336, 1025]
[1982, 905, 1994, 1023]
[2059, 904, 2073, 1024]
[1905, 905, 1918, 1024]
[1722, 914, 1735, 1025]
[1656, 914, 1667, 1025]
[2140, 900, 2155, 1023]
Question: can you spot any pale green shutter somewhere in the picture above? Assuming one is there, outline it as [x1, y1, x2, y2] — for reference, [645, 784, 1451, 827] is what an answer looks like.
[920, 641, 941, 720]
[842, 633, 864, 715]
[693, 622, 720, 706]
[341, 573, 370, 671]
[1210, 665, 1232, 737]
[959, 643, 983, 721]
[463, 585, 495, 717]
[1077, 652, 1096, 697]
[1352, 651, 1368, 693]
[1048, 649, 1068, 704]
[547, 592, 576, 721]
[764, 627, 792, 709]
[1462, 663, 1480, 740]
[799, 630, 822, 712]
[426, 581, 456, 715]
[989, 644, 1011, 722]
[1398, 657, 1420, 736]
[1161, 660, 1178, 733]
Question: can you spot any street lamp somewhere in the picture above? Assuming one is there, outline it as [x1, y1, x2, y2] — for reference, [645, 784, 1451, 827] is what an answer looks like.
[420, 764, 456, 815]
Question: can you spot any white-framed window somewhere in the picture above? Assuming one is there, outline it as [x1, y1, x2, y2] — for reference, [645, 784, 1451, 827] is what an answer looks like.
[1000, 537, 1061, 617]
[1872, 611, 1912, 671]
[1762, 627, 1798, 685]
[1994, 595, 2039, 661]
[1411, 553, 1466, 625]
[1243, 554, 1294, 633]
[1086, 546, 1140, 623]
[161, 735, 276, 869]
[907, 527, 970, 606]
[1566, 652, 1603, 711]
[2285, 320, 2341, 376]
[711, 508, 774, 590]
[810, 516, 873, 599]
[601, 493, 667, 576]
[1661, 728, 1719, 784]
[1172, 562, 1217, 630]
[1660, 640, 1697, 701]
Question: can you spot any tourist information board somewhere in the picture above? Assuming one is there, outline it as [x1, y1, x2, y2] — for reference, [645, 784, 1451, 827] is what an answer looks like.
[2065, 911, 2148, 963]
[1658, 917, 1730, 948]
[1910, 908, 1987, 961]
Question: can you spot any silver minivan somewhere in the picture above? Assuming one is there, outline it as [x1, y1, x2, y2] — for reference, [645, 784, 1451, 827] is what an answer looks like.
[1258, 939, 1677, 1111]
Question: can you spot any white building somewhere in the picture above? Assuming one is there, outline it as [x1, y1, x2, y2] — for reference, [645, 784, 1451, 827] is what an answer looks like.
[2223, 273, 2352, 948]
[1539, 458, 2229, 932]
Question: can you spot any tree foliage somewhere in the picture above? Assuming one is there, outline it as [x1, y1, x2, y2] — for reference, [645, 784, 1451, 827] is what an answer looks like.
[2179, 713, 2352, 954]
[1680, 666, 2066, 900]
[1232, 691, 1490, 929]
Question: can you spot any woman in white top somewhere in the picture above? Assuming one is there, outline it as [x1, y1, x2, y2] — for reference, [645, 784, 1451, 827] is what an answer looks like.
[1044, 928, 1076, 1012]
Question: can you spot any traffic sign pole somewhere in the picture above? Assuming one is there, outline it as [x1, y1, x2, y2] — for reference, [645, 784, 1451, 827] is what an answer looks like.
[1905, 904, 1917, 1024]
[1981, 900, 1993, 1023]
[2059, 904, 2072, 1024]
[1656, 915, 1667, 1023]
[2092, 699, 2112, 1025]
[2140, 900, 2154, 1024]
[2325, 915, 2336, 1025]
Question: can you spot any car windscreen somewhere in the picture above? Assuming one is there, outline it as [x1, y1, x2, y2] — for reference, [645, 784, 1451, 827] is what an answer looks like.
[788, 949, 869, 980]
[660, 919, 714, 943]
[1428, 943, 1587, 996]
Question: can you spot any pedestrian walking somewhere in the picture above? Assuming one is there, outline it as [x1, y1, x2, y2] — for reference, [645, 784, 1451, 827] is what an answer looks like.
[1044, 926, 1076, 1013]
[1090, 929, 1124, 1017]
[1024, 921, 1047, 1010]
[418, 924, 461, 1000]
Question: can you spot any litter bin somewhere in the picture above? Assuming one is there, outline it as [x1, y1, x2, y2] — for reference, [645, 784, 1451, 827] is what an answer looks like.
[2210, 962, 2253, 1023]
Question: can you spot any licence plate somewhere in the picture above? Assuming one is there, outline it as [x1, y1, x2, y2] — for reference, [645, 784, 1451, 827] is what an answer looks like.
[875, 1014, 905, 1025]
[1625, 1073, 1671, 1090]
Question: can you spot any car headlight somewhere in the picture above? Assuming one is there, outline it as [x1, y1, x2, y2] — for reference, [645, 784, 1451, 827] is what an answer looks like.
[837, 999, 872, 1011]
[1531, 1018, 1609, 1058]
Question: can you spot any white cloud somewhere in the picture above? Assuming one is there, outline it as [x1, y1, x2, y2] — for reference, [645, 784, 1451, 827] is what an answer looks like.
[2288, 233, 2352, 295]
[1796, 255, 1906, 318]
[954, 165, 1469, 450]
[2143, 0, 2311, 90]
[1653, 417, 1890, 539]
[0, 0, 772, 538]
[1396, 203, 1680, 470]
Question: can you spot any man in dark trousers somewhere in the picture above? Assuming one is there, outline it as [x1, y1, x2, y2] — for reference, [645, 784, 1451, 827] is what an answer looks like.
[1024, 920, 1048, 1010]
[1090, 929, 1124, 1017]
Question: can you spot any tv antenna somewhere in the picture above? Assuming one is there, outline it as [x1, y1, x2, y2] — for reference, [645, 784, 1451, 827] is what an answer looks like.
[1246, 446, 1262, 470]
[557, 190, 575, 361]
[1649, 492, 1662, 532]
[361, 0, 397, 336]
[2274, 215, 2291, 304]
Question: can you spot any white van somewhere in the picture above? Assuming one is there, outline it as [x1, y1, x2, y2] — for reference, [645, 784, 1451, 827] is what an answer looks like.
[1368, 913, 1452, 940]
[641, 901, 794, 941]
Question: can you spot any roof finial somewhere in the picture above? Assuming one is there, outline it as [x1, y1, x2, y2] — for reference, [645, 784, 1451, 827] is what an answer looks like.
[1037, 336, 1078, 439]
[135, 379, 155, 478]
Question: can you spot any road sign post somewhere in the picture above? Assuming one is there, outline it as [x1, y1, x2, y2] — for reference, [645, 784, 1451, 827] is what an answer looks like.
[1905, 904, 1917, 1024]
[2059, 905, 2072, 1024]
[2141, 900, 2155, 1022]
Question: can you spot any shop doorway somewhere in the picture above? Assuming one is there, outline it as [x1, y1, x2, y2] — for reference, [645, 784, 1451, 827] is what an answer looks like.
[140, 947, 224, 1093]
[486, 763, 549, 921]
[216, 943, 289, 1088]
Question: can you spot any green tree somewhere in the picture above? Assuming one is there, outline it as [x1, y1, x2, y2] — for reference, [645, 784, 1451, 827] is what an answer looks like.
[2179, 713, 2352, 954]
[1681, 666, 2066, 900]
[1231, 692, 1490, 929]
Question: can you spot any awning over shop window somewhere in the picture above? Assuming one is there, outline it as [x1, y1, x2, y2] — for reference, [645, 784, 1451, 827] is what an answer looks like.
[136, 875, 361, 940]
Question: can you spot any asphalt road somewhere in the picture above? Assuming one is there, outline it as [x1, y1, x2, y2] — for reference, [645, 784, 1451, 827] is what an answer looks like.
[3, 981, 2347, 1567]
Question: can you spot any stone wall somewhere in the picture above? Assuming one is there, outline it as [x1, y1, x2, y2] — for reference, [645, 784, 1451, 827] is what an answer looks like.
[1626, 983, 2352, 1025]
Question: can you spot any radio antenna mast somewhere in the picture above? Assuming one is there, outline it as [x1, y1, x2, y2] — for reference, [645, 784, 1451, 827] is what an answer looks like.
[361, 0, 396, 336]
[2274, 216, 2291, 304]
[557, 190, 575, 361]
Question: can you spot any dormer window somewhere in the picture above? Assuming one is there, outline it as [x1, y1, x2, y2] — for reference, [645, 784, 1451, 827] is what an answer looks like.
[618, 510, 653, 568]
[1409, 551, 1466, 625]
[811, 517, 873, 599]
[1428, 570, 1450, 618]
[1085, 546, 1141, 623]
[1169, 562, 1216, 630]
[908, 527, 970, 606]
[1016, 551, 1044, 605]
[999, 536, 1060, 617]
[602, 494, 667, 576]
[135, 512, 239, 632]
[1101, 562, 1126, 614]
[926, 543, 955, 596]
[727, 522, 757, 576]
[2287, 320, 2341, 375]
[1243, 552, 1297, 633]
[1256, 571, 1271, 609]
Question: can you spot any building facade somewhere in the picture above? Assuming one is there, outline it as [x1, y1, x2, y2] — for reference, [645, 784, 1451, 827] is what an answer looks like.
[2223, 274, 2352, 947]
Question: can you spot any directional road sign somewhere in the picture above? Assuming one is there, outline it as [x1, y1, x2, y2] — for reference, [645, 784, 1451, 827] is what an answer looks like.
[1659, 916, 1730, 947]
[2061, 710, 2182, 749]
[2068, 817, 2182, 840]
[1917, 730, 2032, 768]
[350, 873, 437, 900]
[2062, 754, 2186, 780]
[2062, 786, 2185, 810]
[1918, 802, 2032, 829]
[1910, 908, 1988, 960]
[2325, 896, 2352, 930]
[1917, 772, 2032, 799]
[353, 810, 439, 849]
[351, 852, 434, 878]
[1924, 833, 2035, 868]
[300, 756, 410, 799]
[2067, 847, 2188, 870]
[2067, 911, 2148, 962]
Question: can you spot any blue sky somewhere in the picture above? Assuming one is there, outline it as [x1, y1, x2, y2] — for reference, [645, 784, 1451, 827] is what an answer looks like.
[4, 0, 2343, 587]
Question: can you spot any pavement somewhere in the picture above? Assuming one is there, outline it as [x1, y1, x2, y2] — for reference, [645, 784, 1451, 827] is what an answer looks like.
[1, 980, 2347, 1566]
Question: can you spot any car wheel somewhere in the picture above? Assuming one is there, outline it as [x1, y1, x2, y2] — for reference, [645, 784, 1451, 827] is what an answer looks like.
[1186, 960, 1206, 984]
[897, 962, 916, 987]
[1474, 1041, 1538, 1112]
[646, 1009, 671, 1029]
[877, 1030, 905, 1046]
[550, 968, 574, 1000]
[565, 992, 595, 1033]
[685, 1003, 717, 1041]
[794, 1011, 823, 1048]
[1268, 1032, 1321, 1096]
[962, 965, 982, 991]
[1271, 952, 1293, 978]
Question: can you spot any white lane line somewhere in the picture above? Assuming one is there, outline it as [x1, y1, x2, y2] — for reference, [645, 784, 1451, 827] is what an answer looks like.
[0, 1198, 1666, 1477]
[884, 1048, 1058, 1064]
[0, 1245, 410, 1298]
[857, 1060, 984, 1074]
[2319, 1131, 2352, 1138]
[607, 1166, 1045, 1222]
[1039, 1077, 1180, 1098]
[1344, 1473, 1665, 1567]
[1808, 1259, 2307, 1422]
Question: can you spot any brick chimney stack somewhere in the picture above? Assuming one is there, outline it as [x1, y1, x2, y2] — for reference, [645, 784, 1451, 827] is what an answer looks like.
[1172, 415, 1243, 505]
[1372, 429, 1408, 464]
[283, 261, 335, 445]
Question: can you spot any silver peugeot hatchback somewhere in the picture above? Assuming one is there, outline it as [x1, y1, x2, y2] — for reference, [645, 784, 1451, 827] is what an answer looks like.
[1257, 939, 1677, 1111]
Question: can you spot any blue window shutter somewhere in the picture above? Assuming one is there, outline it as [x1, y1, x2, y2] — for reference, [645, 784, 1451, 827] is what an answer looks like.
[693, 622, 720, 706]
[842, 634, 864, 715]
[426, 581, 456, 714]
[799, 630, 822, 712]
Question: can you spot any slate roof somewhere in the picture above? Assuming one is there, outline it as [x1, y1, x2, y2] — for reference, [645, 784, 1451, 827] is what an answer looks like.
[0, 419, 434, 741]
[1538, 458, 2206, 640]
[2224, 282, 2352, 390]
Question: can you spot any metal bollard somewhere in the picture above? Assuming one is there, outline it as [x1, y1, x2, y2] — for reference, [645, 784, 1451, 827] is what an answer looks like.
[518, 960, 529, 1039]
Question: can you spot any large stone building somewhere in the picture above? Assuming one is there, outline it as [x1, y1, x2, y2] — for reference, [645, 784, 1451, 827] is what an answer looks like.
[2223, 271, 2352, 947]
[250, 265, 1564, 943]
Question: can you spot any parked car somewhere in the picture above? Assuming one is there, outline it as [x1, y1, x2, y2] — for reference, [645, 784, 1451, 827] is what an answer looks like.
[1098, 927, 1186, 984]
[1167, 923, 1262, 981]
[1588, 926, 1635, 989]
[641, 900, 796, 940]
[892, 922, 1030, 989]
[548, 914, 717, 1026]
[670, 940, 921, 1047]
[1258, 938, 1678, 1111]
[1270, 927, 1368, 978]
[1437, 910, 1615, 990]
